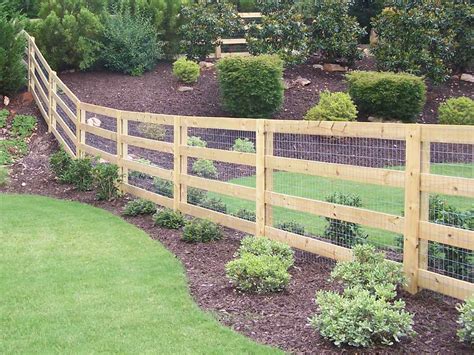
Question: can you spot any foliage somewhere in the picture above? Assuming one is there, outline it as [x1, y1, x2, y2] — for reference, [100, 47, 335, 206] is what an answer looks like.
[11, 114, 37, 138]
[324, 192, 367, 248]
[187, 187, 206, 205]
[62, 157, 95, 191]
[0, 166, 8, 186]
[232, 138, 255, 153]
[232, 208, 256, 222]
[122, 198, 156, 216]
[200, 197, 227, 214]
[0, 139, 28, 165]
[172, 57, 200, 84]
[0, 109, 9, 128]
[276, 220, 305, 236]
[307, 0, 365, 65]
[217, 55, 284, 118]
[304, 91, 358, 122]
[192, 159, 218, 179]
[187, 136, 207, 147]
[153, 177, 173, 198]
[33, 0, 104, 71]
[246, 1, 309, 66]
[101, 5, 164, 76]
[311, 286, 414, 347]
[49, 148, 72, 182]
[457, 297, 474, 344]
[92, 163, 121, 200]
[182, 218, 222, 243]
[331, 244, 406, 293]
[1, 0, 41, 18]
[138, 122, 166, 140]
[0, 14, 26, 96]
[349, 0, 385, 42]
[346, 71, 426, 122]
[238, 235, 294, 268]
[225, 253, 291, 293]
[179, 1, 243, 61]
[445, 1, 474, 72]
[154, 208, 186, 229]
[438, 97, 474, 126]
[128, 158, 152, 179]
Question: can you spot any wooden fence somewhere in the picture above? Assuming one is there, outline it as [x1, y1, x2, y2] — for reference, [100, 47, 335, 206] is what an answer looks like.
[25, 33, 474, 300]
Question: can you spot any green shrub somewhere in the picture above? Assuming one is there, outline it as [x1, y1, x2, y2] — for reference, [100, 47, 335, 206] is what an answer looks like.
[217, 55, 284, 118]
[311, 286, 414, 347]
[307, 0, 365, 65]
[346, 71, 426, 122]
[232, 138, 255, 153]
[192, 159, 218, 179]
[187, 136, 207, 147]
[11, 115, 37, 138]
[137, 122, 166, 140]
[349, 0, 385, 43]
[182, 218, 222, 243]
[232, 208, 256, 222]
[2, 0, 40, 18]
[92, 163, 121, 201]
[187, 187, 206, 205]
[324, 192, 367, 248]
[331, 244, 406, 294]
[0, 14, 26, 96]
[0, 139, 28, 165]
[200, 197, 227, 214]
[0, 109, 9, 128]
[457, 297, 474, 344]
[172, 57, 200, 84]
[304, 91, 357, 122]
[225, 254, 291, 293]
[122, 199, 156, 217]
[49, 149, 72, 182]
[276, 221, 305, 236]
[238, 235, 294, 268]
[62, 157, 94, 191]
[438, 97, 474, 126]
[0, 166, 8, 187]
[154, 208, 186, 229]
[128, 158, 152, 179]
[153, 177, 173, 198]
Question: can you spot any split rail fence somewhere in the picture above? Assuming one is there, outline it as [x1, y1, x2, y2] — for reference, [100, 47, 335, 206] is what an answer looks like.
[25, 33, 474, 300]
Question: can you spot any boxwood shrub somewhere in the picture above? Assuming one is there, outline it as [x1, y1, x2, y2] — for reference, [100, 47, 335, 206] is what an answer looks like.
[438, 97, 474, 126]
[172, 57, 200, 84]
[217, 55, 284, 118]
[238, 236, 294, 268]
[122, 199, 156, 217]
[154, 208, 186, 229]
[182, 219, 222, 243]
[346, 71, 426, 122]
[457, 297, 474, 344]
[305, 91, 358, 122]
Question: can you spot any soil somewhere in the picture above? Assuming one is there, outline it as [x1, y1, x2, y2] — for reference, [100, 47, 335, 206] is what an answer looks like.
[1, 96, 472, 354]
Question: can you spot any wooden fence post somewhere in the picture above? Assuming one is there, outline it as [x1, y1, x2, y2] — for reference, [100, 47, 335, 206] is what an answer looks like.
[265, 130, 274, 227]
[403, 125, 422, 294]
[116, 111, 127, 191]
[180, 121, 188, 205]
[256, 120, 266, 236]
[27, 36, 32, 92]
[419, 140, 431, 272]
[29, 37, 36, 95]
[173, 116, 182, 211]
[77, 105, 86, 158]
[48, 71, 57, 133]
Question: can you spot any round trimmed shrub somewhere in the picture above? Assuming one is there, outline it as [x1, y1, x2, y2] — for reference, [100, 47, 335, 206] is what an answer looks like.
[182, 219, 222, 243]
[276, 221, 305, 236]
[238, 236, 294, 268]
[192, 159, 218, 179]
[346, 71, 426, 122]
[172, 57, 200, 84]
[438, 97, 474, 126]
[153, 177, 173, 198]
[122, 199, 156, 217]
[305, 91, 358, 122]
[187, 136, 207, 147]
[217, 55, 284, 118]
[49, 149, 72, 182]
[154, 208, 185, 229]
[232, 208, 256, 222]
[457, 297, 474, 344]
[232, 138, 255, 153]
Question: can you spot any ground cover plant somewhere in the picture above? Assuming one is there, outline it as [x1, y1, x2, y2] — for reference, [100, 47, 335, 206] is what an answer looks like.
[11, 114, 37, 138]
[0, 166, 8, 186]
[123, 198, 156, 216]
[457, 297, 474, 344]
[0, 194, 277, 354]
[154, 208, 186, 229]
[182, 218, 222, 243]
[438, 97, 474, 126]
[0, 109, 8, 128]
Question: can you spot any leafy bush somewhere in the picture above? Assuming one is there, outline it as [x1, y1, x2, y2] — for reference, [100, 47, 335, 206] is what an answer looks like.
[346, 71, 426, 122]
[0, 109, 9, 128]
[304, 91, 358, 122]
[200, 197, 227, 214]
[11, 115, 37, 138]
[182, 218, 222, 243]
[232, 138, 255, 153]
[154, 208, 186, 229]
[247, 1, 309, 66]
[226, 254, 291, 293]
[187, 136, 207, 147]
[62, 157, 94, 191]
[217, 55, 284, 118]
[187, 187, 206, 205]
[349, 0, 385, 43]
[2, 0, 40, 18]
[0, 139, 28, 165]
[457, 297, 474, 344]
[128, 158, 152, 179]
[307, 0, 365, 65]
[276, 221, 305, 236]
[137, 122, 166, 140]
[153, 177, 173, 198]
[92, 163, 120, 201]
[172, 57, 200, 84]
[49, 149, 72, 182]
[324, 192, 367, 248]
[233, 208, 256, 222]
[33, 0, 104, 71]
[0, 14, 26, 96]
[331, 244, 406, 293]
[311, 286, 414, 347]
[122, 198, 156, 217]
[438, 97, 474, 126]
[192, 159, 218, 179]
[238, 235, 294, 268]
[179, 1, 243, 61]
[101, 5, 163, 76]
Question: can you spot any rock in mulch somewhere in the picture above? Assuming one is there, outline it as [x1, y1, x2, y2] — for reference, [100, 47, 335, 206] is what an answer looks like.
[313, 64, 324, 70]
[178, 86, 194, 92]
[323, 63, 348, 72]
[460, 73, 474, 83]
[199, 61, 215, 69]
[86, 117, 101, 127]
[294, 76, 312, 87]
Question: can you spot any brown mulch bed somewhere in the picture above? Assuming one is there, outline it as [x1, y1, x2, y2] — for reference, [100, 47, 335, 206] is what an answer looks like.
[1, 96, 473, 354]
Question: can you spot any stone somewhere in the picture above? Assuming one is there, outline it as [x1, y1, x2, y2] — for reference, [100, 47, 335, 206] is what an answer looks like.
[294, 76, 311, 86]
[3, 96, 10, 106]
[323, 63, 348, 72]
[313, 64, 324, 70]
[199, 61, 214, 69]
[283, 80, 293, 90]
[86, 117, 101, 127]
[178, 86, 193, 92]
[369, 29, 378, 45]
[18, 92, 34, 105]
[460, 73, 474, 83]
[363, 48, 372, 57]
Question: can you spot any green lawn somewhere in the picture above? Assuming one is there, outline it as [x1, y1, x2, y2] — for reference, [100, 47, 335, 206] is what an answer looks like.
[209, 163, 473, 248]
[0, 194, 279, 354]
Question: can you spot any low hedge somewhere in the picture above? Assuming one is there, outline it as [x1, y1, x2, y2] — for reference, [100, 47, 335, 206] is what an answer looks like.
[438, 97, 474, 125]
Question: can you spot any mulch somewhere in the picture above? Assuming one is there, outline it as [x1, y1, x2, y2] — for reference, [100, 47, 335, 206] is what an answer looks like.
[1, 96, 472, 354]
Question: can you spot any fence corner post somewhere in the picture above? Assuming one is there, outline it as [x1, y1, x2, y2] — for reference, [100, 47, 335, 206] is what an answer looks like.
[117, 110, 128, 192]
[403, 124, 422, 294]
[48, 71, 56, 133]
[256, 119, 266, 237]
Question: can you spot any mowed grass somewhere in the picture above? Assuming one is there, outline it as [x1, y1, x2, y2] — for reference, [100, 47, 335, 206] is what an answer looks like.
[0, 194, 279, 354]
[209, 163, 473, 248]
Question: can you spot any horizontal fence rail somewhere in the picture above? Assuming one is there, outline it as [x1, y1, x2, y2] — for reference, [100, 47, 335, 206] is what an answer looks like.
[25, 33, 474, 300]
